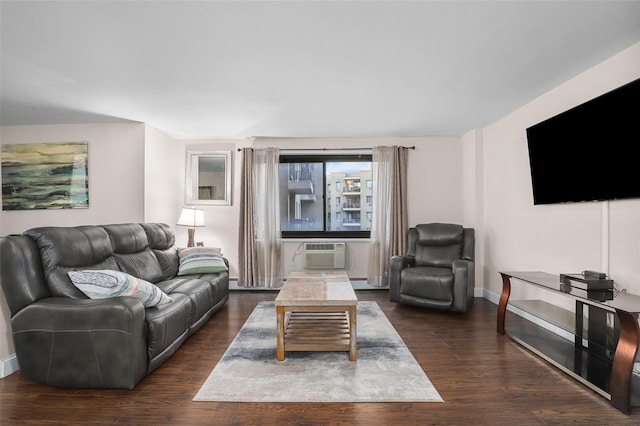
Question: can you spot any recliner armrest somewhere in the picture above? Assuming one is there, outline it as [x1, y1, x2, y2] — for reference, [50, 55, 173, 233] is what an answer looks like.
[11, 296, 148, 389]
[389, 255, 415, 302]
[452, 258, 472, 272]
[451, 259, 475, 313]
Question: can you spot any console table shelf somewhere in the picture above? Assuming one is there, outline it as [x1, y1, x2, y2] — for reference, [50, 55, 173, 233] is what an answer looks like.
[499, 271, 640, 415]
[507, 312, 615, 398]
[509, 299, 575, 335]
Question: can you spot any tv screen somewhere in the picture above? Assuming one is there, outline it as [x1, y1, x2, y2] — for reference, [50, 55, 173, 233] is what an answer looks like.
[526, 77, 640, 205]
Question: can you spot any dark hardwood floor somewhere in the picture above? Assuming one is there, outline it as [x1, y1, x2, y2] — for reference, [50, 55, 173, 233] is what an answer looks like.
[2, 290, 639, 425]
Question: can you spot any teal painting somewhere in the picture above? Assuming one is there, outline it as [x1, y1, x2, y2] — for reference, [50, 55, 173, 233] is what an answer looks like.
[1, 142, 89, 210]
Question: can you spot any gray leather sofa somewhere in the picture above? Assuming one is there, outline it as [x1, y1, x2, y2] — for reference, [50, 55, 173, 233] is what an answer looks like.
[0, 223, 229, 389]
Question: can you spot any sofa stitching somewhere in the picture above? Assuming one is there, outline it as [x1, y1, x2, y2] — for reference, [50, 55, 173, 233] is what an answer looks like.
[88, 331, 105, 386]
[46, 332, 55, 386]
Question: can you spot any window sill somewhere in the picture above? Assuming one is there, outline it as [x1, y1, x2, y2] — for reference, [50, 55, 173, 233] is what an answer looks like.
[283, 237, 371, 243]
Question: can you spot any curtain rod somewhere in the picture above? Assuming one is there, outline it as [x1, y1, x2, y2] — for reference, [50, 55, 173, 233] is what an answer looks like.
[237, 146, 415, 152]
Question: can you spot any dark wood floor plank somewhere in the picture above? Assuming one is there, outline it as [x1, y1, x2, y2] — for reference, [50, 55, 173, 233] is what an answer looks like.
[1, 290, 639, 425]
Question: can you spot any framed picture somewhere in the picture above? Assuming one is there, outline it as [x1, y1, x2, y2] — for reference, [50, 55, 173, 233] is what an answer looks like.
[1, 141, 89, 210]
[185, 150, 232, 206]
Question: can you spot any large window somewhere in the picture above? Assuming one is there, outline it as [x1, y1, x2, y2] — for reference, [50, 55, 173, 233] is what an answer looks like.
[279, 154, 372, 238]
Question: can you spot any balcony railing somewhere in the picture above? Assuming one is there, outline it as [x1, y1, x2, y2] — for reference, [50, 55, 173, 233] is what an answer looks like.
[342, 203, 361, 209]
[342, 221, 361, 227]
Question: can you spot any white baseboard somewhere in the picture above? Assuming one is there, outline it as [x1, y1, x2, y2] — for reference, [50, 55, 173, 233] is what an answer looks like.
[1, 353, 19, 378]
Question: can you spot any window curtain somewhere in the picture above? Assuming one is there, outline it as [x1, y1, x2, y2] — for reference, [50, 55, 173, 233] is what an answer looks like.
[238, 148, 257, 287]
[238, 147, 283, 288]
[367, 146, 408, 287]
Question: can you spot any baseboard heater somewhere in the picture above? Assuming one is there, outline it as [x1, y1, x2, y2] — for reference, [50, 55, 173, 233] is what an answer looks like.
[303, 242, 346, 269]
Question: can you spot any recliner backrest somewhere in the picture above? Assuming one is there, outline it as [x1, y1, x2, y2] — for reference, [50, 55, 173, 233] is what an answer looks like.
[22, 223, 173, 299]
[141, 223, 179, 280]
[408, 223, 464, 268]
[24, 226, 119, 298]
[102, 223, 164, 283]
[0, 235, 51, 314]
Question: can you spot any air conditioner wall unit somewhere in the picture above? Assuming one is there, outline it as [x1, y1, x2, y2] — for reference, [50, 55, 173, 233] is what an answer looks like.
[303, 242, 346, 269]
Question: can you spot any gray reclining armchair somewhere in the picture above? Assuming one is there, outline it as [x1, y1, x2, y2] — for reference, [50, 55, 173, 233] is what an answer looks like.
[389, 223, 475, 313]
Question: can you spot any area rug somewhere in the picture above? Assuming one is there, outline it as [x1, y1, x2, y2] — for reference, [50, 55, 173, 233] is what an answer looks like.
[193, 301, 443, 403]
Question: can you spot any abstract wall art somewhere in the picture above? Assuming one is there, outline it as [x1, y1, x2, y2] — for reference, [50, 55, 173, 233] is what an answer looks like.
[1, 141, 89, 210]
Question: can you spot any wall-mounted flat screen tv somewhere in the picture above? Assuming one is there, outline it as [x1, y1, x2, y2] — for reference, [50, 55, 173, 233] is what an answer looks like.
[526, 77, 640, 205]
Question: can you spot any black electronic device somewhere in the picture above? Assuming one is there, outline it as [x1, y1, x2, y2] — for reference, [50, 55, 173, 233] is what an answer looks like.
[560, 283, 614, 301]
[526, 77, 640, 205]
[582, 270, 608, 279]
[560, 272, 613, 291]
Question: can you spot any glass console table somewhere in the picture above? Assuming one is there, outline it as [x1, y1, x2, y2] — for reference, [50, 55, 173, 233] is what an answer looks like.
[498, 271, 640, 415]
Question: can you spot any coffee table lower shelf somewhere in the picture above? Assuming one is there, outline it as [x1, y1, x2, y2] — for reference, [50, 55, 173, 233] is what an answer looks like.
[276, 306, 357, 361]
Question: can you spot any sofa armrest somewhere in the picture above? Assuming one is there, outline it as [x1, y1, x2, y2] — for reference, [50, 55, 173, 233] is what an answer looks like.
[11, 296, 148, 389]
[389, 255, 415, 302]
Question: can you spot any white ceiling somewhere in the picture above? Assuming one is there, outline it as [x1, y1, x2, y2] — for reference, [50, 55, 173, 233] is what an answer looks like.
[2, 1, 640, 139]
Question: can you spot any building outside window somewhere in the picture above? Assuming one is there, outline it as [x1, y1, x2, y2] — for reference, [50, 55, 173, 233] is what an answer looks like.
[278, 154, 372, 238]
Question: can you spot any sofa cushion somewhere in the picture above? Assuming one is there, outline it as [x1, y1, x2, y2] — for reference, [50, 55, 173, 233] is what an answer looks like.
[177, 247, 228, 275]
[68, 270, 173, 307]
[157, 277, 214, 329]
[142, 223, 179, 279]
[400, 266, 454, 302]
[102, 224, 164, 283]
[157, 274, 228, 313]
[144, 292, 191, 366]
[142, 223, 175, 249]
[152, 247, 180, 279]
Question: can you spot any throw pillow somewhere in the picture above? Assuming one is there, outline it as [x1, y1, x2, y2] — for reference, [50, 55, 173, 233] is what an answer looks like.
[178, 247, 228, 275]
[68, 270, 173, 307]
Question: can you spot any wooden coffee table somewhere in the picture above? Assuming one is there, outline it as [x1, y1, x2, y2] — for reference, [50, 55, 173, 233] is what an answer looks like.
[275, 271, 358, 361]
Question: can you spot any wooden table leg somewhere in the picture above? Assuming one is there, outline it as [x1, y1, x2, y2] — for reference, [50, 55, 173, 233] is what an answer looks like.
[349, 305, 357, 361]
[610, 310, 639, 414]
[276, 306, 285, 361]
[497, 273, 512, 335]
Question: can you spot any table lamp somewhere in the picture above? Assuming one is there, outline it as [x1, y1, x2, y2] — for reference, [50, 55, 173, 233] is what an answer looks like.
[177, 207, 205, 247]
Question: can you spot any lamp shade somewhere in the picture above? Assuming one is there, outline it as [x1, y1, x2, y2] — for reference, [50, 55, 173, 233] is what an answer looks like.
[177, 207, 205, 227]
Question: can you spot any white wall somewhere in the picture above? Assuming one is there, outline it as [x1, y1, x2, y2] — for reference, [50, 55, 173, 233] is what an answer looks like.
[479, 41, 640, 304]
[0, 123, 146, 235]
[143, 124, 182, 225]
[462, 130, 485, 289]
[0, 122, 146, 362]
[173, 140, 243, 279]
